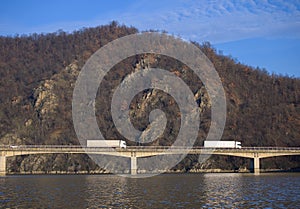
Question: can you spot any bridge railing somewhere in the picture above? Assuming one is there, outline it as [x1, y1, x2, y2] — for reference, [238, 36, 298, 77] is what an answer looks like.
[1, 145, 300, 151]
[238, 147, 300, 151]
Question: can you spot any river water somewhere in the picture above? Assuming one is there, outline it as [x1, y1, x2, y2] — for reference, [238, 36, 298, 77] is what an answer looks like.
[0, 173, 299, 208]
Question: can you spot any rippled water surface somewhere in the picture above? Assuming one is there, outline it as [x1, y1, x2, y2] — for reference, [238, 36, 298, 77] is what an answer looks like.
[0, 173, 300, 208]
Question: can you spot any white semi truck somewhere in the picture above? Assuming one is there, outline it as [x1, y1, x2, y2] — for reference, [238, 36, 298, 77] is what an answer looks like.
[87, 140, 127, 149]
[204, 141, 242, 148]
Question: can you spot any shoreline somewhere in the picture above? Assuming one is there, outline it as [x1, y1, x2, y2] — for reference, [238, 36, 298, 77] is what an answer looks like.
[5, 168, 300, 175]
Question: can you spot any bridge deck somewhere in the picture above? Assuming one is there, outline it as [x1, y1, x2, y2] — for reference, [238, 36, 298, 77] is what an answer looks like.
[1, 145, 300, 150]
[0, 146, 300, 175]
[1, 146, 300, 158]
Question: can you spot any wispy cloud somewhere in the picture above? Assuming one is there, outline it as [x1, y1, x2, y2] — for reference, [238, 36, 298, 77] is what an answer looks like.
[112, 0, 300, 43]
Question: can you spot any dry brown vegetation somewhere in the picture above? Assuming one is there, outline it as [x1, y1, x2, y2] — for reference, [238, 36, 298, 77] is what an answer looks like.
[0, 22, 299, 173]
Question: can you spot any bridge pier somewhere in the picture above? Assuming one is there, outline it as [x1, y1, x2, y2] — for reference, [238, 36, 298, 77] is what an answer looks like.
[131, 152, 137, 175]
[253, 155, 260, 174]
[0, 156, 6, 176]
[131, 157, 137, 175]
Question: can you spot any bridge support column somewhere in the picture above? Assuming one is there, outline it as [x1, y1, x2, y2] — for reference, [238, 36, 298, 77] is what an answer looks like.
[130, 151, 137, 175]
[0, 156, 6, 176]
[253, 157, 260, 174]
[131, 157, 137, 175]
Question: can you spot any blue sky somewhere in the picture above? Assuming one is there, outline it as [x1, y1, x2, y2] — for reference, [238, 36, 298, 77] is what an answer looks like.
[1, 0, 299, 77]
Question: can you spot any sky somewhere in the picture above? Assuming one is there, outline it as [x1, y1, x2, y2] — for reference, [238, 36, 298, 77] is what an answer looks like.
[1, 0, 299, 77]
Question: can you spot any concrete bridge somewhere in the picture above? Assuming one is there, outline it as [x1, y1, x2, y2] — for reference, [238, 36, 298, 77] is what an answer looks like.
[1, 145, 300, 175]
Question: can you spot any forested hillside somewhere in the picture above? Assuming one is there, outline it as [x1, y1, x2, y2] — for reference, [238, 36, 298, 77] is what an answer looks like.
[0, 22, 299, 173]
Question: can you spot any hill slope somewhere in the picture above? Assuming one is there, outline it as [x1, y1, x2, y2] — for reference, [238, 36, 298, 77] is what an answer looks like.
[0, 22, 299, 173]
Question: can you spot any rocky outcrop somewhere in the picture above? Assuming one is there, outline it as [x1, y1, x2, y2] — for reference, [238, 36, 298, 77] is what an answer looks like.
[194, 86, 211, 112]
[33, 62, 79, 119]
[34, 80, 58, 117]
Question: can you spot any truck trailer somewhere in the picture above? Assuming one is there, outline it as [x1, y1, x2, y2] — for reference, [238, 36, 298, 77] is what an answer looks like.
[204, 141, 241, 148]
[87, 140, 127, 149]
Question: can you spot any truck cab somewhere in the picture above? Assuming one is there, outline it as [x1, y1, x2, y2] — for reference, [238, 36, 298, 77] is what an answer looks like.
[235, 141, 242, 149]
[120, 140, 127, 149]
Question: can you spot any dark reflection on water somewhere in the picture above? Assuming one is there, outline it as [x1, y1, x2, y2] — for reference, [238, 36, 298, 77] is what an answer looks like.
[0, 173, 300, 208]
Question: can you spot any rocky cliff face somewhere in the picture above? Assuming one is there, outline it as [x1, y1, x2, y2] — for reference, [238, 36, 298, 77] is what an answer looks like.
[34, 80, 58, 116]
[33, 62, 79, 118]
